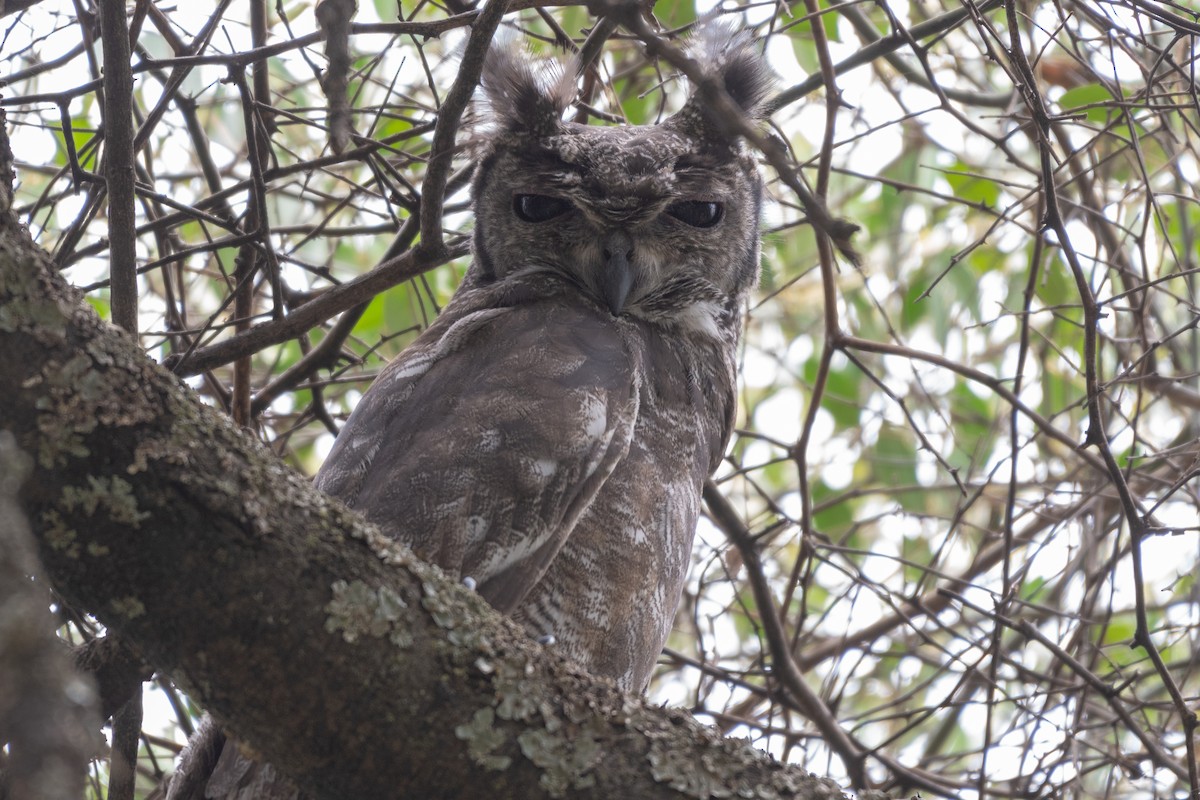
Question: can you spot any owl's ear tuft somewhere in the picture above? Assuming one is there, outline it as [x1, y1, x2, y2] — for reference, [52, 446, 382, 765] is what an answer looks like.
[670, 28, 774, 142]
[707, 33, 774, 118]
[481, 45, 575, 137]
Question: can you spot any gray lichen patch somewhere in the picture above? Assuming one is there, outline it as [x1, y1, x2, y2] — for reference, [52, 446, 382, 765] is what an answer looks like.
[34, 408, 90, 469]
[492, 656, 547, 723]
[0, 250, 72, 341]
[640, 710, 850, 800]
[324, 579, 413, 647]
[126, 436, 192, 476]
[50, 353, 106, 404]
[648, 737, 740, 798]
[419, 574, 497, 639]
[59, 475, 150, 528]
[454, 707, 513, 771]
[110, 596, 146, 620]
[31, 348, 158, 469]
[36, 474, 147, 553]
[516, 721, 604, 797]
[421, 579, 462, 631]
[341, 508, 417, 568]
[39, 509, 78, 557]
[483, 656, 621, 798]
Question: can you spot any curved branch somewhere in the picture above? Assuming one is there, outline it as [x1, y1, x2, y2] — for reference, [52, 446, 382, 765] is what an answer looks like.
[0, 212, 849, 799]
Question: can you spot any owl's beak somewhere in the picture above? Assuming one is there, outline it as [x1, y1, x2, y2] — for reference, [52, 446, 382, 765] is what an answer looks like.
[600, 231, 635, 317]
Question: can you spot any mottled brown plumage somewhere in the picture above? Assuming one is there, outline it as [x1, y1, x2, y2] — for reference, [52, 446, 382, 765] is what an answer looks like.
[171, 30, 770, 799]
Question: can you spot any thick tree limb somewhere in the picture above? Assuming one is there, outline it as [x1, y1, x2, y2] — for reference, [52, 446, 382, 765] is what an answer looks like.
[0, 433, 98, 800]
[0, 216, 850, 798]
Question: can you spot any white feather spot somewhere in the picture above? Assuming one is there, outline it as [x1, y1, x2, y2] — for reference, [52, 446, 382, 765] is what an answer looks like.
[387, 354, 433, 382]
[382, 308, 508, 383]
[353, 439, 382, 475]
[477, 527, 544, 578]
[433, 498, 464, 523]
[628, 525, 649, 547]
[580, 394, 608, 439]
[674, 300, 723, 340]
[477, 429, 503, 452]
[465, 515, 489, 546]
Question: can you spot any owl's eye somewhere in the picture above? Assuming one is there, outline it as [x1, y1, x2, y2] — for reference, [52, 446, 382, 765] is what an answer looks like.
[514, 194, 570, 223]
[665, 200, 724, 228]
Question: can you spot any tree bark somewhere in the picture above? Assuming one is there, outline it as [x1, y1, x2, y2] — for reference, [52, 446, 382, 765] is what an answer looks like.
[0, 185, 851, 800]
[0, 434, 98, 800]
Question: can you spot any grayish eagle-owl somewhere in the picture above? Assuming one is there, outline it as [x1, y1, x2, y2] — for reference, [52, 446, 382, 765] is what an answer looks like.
[168, 30, 770, 800]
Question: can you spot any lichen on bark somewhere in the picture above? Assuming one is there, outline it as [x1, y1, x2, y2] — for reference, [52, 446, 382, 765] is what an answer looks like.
[324, 578, 414, 647]
[456, 707, 513, 771]
[60, 475, 150, 527]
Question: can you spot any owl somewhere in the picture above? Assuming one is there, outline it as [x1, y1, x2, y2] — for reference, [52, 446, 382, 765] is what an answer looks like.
[314, 34, 769, 690]
[170, 31, 770, 800]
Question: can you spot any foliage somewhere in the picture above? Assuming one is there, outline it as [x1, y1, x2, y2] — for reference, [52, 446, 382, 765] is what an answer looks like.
[3, 0, 1198, 797]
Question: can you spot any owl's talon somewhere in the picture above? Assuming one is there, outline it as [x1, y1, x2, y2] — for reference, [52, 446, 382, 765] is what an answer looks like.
[462, 576, 477, 591]
[536, 634, 557, 646]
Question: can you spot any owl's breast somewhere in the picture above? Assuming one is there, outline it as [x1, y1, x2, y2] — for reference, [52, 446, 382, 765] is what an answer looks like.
[318, 275, 736, 692]
[622, 314, 739, 473]
[512, 318, 736, 691]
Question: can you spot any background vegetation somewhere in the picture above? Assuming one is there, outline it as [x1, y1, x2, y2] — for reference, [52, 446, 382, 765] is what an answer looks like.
[3, 0, 1198, 796]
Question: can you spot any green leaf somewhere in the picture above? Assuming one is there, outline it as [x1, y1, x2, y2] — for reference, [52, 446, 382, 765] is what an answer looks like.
[822, 2, 842, 43]
[85, 294, 110, 319]
[560, 5, 591, 38]
[901, 535, 933, 583]
[263, 340, 304, 373]
[1058, 83, 1115, 125]
[874, 425, 917, 488]
[214, 247, 238, 275]
[1035, 260, 1075, 308]
[949, 380, 996, 470]
[759, 456, 791, 495]
[373, 0, 399, 19]
[1039, 364, 1073, 419]
[655, 0, 696, 30]
[1096, 615, 1136, 648]
[614, 77, 652, 126]
[67, 128, 98, 172]
[900, 267, 933, 332]
[356, 294, 386, 343]
[812, 479, 854, 535]
[1019, 576, 1049, 605]
[803, 356, 862, 431]
[790, 32, 820, 76]
[944, 161, 1000, 208]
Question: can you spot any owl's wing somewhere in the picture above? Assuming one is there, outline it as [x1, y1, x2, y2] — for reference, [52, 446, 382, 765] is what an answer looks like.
[316, 290, 639, 613]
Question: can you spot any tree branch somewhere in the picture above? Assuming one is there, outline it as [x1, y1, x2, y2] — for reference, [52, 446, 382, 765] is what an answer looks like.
[0, 434, 98, 800]
[98, 0, 138, 334]
[0, 213, 849, 798]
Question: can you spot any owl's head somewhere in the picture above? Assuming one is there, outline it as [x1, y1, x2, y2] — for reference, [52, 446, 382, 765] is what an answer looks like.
[469, 32, 771, 336]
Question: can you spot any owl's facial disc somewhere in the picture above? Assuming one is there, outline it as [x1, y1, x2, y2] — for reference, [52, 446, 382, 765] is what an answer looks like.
[497, 169, 748, 319]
